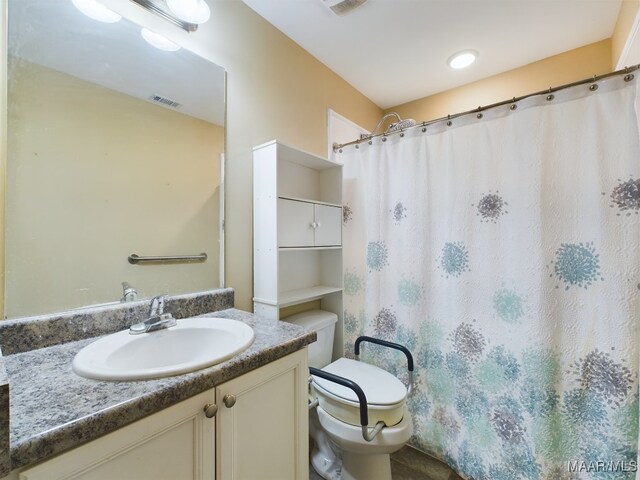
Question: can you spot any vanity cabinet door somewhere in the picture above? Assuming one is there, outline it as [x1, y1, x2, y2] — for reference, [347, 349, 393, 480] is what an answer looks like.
[18, 391, 215, 480]
[216, 349, 309, 480]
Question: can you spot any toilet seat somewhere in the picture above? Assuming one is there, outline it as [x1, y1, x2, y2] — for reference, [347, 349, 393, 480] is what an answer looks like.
[311, 358, 407, 427]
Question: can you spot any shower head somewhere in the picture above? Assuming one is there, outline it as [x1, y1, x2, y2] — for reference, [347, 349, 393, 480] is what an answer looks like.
[386, 118, 417, 133]
[362, 112, 417, 140]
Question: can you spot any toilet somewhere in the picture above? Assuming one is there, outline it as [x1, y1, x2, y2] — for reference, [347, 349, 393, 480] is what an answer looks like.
[283, 310, 413, 480]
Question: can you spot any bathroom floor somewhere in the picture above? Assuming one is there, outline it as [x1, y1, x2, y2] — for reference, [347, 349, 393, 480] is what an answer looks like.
[309, 445, 464, 480]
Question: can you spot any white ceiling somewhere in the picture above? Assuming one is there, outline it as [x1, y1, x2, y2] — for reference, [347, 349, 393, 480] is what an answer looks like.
[242, 0, 622, 109]
[8, 0, 225, 126]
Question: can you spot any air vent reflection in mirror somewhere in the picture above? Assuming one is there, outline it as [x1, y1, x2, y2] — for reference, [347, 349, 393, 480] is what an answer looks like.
[149, 95, 182, 108]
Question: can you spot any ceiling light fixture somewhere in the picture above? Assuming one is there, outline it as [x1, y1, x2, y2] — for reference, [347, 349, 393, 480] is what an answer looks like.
[141, 28, 181, 51]
[448, 50, 477, 69]
[72, 0, 122, 23]
[129, 0, 209, 32]
[166, 0, 211, 24]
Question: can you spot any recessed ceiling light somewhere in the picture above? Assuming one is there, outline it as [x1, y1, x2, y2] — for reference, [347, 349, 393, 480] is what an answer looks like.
[140, 28, 181, 52]
[448, 50, 477, 69]
[166, 0, 211, 24]
[72, 0, 122, 23]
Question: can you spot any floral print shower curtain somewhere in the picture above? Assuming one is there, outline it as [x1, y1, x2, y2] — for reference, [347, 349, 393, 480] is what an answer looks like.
[339, 76, 640, 479]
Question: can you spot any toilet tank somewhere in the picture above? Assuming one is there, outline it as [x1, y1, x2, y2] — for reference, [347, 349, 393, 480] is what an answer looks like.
[282, 310, 338, 368]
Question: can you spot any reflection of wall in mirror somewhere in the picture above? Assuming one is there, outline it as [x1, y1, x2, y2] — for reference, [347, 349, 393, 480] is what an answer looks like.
[6, 59, 223, 318]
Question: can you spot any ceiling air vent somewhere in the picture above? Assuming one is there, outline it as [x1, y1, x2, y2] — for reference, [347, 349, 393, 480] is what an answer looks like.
[321, 0, 367, 16]
[150, 94, 181, 108]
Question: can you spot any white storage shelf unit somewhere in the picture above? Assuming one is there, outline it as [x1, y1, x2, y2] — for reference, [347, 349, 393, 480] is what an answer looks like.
[254, 140, 344, 357]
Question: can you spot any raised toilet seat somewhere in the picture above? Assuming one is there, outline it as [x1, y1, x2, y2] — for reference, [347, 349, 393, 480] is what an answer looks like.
[312, 357, 407, 427]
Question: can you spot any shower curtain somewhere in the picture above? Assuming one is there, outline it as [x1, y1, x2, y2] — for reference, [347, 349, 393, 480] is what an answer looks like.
[339, 76, 639, 480]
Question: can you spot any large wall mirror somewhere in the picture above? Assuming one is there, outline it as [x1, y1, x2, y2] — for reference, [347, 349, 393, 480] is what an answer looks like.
[5, 0, 225, 318]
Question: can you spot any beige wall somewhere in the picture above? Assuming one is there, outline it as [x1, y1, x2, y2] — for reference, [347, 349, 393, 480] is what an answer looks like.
[6, 60, 223, 317]
[612, 0, 640, 68]
[208, 3, 382, 310]
[388, 40, 612, 124]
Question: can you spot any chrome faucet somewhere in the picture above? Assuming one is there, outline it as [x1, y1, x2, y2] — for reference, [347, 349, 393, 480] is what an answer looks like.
[149, 294, 165, 316]
[129, 294, 177, 335]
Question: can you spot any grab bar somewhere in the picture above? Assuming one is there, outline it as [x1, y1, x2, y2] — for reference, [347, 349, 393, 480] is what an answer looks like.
[128, 253, 208, 264]
[354, 336, 415, 396]
[309, 367, 385, 442]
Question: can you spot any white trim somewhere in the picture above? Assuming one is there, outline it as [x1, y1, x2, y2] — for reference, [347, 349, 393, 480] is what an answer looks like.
[219, 152, 225, 288]
[327, 109, 368, 159]
[616, 6, 640, 69]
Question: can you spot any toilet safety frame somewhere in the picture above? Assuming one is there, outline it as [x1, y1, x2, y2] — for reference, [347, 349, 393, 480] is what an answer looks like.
[309, 336, 414, 442]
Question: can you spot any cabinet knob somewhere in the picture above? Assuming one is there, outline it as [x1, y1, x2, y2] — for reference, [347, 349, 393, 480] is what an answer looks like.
[310, 222, 318, 229]
[203, 403, 218, 418]
[223, 394, 237, 408]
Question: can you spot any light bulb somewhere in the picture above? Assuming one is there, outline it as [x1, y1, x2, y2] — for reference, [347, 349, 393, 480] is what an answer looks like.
[72, 0, 122, 23]
[166, 0, 211, 24]
[141, 28, 181, 52]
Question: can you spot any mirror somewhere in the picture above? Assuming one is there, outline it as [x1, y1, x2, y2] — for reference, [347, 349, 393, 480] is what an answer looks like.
[5, 0, 225, 318]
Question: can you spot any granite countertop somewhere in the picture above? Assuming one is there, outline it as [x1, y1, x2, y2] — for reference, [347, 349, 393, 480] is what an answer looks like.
[1, 306, 315, 474]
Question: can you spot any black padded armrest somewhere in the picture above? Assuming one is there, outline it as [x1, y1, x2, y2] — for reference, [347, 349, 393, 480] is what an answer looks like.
[309, 367, 368, 427]
[354, 336, 414, 371]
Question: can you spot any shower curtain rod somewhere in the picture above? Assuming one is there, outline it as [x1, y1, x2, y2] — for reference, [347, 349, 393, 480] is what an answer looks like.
[333, 64, 640, 152]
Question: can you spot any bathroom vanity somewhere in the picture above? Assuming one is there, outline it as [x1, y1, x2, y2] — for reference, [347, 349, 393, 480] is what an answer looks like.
[0, 290, 314, 480]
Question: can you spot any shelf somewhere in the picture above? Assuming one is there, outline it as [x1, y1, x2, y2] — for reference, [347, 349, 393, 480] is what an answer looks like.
[277, 195, 343, 208]
[278, 286, 343, 307]
[254, 140, 341, 170]
[279, 246, 341, 251]
[254, 140, 343, 326]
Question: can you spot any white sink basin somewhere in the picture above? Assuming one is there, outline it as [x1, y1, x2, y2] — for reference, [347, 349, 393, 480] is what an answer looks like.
[72, 318, 254, 381]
